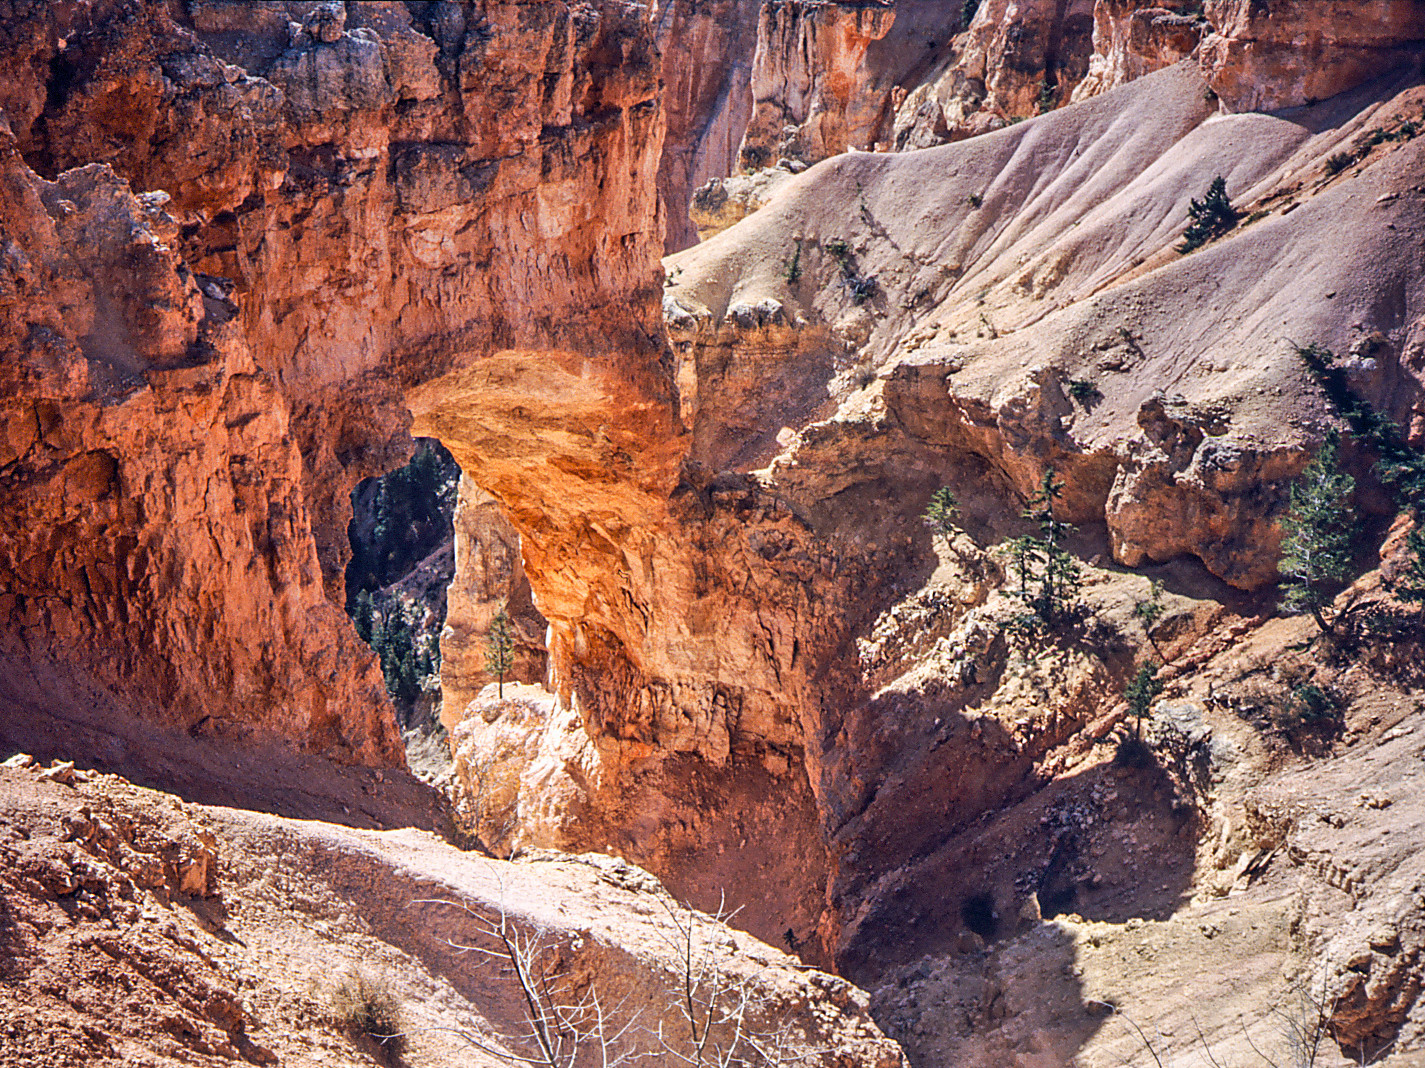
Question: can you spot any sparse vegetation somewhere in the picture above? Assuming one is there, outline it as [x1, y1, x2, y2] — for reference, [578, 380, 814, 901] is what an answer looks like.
[1067, 378, 1102, 405]
[966, 192, 983, 208]
[1284, 681, 1342, 727]
[1359, 111, 1423, 152]
[330, 969, 406, 1057]
[961, 0, 981, 29]
[1177, 175, 1238, 253]
[485, 607, 517, 699]
[424, 893, 808, 1068]
[782, 240, 802, 284]
[1324, 151, 1355, 175]
[1008, 468, 1084, 628]
[1278, 430, 1357, 636]
[1037, 79, 1056, 114]
[922, 487, 962, 545]
[1134, 578, 1167, 657]
[1098, 971, 1346, 1068]
[822, 237, 877, 305]
[1125, 660, 1163, 739]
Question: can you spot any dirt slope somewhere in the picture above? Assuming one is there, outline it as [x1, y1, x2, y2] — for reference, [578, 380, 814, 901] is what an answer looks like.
[666, 63, 1425, 587]
[0, 764, 901, 1068]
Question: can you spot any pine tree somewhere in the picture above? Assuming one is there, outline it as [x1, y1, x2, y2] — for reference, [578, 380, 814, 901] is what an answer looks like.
[922, 486, 961, 544]
[1125, 660, 1163, 739]
[1178, 175, 1238, 253]
[1279, 430, 1356, 635]
[484, 607, 517, 700]
[1133, 578, 1166, 657]
[1014, 468, 1082, 626]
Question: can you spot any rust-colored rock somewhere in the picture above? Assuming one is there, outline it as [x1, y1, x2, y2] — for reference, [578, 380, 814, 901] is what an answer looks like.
[892, 0, 1098, 147]
[741, 0, 898, 166]
[1073, 1, 1208, 101]
[654, 0, 765, 252]
[0, 0, 675, 767]
[438, 477, 547, 730]
[1199, 0, 1425, 112]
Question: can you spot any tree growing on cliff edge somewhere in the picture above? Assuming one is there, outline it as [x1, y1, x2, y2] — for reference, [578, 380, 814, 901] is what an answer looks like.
[485, 607, 517, 699]
[1279, 430, 1357, 635]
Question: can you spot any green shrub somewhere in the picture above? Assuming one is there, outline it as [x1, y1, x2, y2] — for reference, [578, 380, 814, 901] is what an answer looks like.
[783, 241, 802, 284]
[1038, 79, 1056, 114]
[1279, 430, 1357, 635]
[822, 238, 877, 305]
[922, 487, 961, 544]
[1177, 176, 1238, 253]
[1324, 151, 1355, 175]
[1009, 469, 1083, 627]
[1134, 578, 1166, 656]
[1125, 660, 1163, 739]
[1067, 379, 1102, 405]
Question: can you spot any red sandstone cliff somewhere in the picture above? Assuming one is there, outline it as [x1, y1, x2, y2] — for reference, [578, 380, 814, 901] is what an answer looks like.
[0, 0, 676, 766]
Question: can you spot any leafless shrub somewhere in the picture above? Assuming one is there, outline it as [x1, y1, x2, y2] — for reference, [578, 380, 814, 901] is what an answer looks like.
[452, 753, 520, 856]
[1094, 971, 1375, 1068]
[412, 886, 821, 1068]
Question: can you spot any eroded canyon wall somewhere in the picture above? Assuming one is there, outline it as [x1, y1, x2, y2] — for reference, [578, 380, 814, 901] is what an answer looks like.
[0, 0, 677, 765]
[4, 0, 1425, 1016]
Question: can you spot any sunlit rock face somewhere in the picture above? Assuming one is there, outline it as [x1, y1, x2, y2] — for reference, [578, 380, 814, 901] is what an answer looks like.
[0, 0, 674, 766]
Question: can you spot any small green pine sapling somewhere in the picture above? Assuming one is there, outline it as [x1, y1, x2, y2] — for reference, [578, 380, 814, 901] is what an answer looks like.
[1278, 430, 1357, 636]
[1008, 533, 1041, 607]
[923, 487, 961, 545]
[1134, 578, 1166, 657]
[1067, 379, 1102, 405]
[484, 607, 517, 699]
[783, 240, 802, 284]
[1013, 468, 1083, 626]
[1125, 660, 1163, 739]
[1178, 175, 1238, 253]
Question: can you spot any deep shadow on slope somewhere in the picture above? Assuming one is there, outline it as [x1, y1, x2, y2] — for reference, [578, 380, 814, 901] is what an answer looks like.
[0, 658, 451, 835]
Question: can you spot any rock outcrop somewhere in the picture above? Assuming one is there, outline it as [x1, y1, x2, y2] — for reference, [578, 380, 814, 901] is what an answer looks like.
[740, 0, 899, 166]
[438, 477, 547, 729]
[0, 763, 903, 1068]
[654, 0, 766, 252]
[6, 2, 1425, 1064]
[1072, 0, 1208, 101]
[1198, 0, 1425, 113]
[0, 0, 675, 766]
